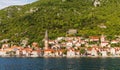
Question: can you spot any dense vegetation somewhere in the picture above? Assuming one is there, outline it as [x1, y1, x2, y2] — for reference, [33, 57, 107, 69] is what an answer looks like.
[0, 0, 120, 46]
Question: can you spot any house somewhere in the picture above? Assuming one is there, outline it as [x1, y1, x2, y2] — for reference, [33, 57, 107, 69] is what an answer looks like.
[37, 50, 42, 56]
[101, 50, 107, 57]
[86, 47, 98, 56]
[98, 24, 107, 28]
[26, 48, 33, 57]
[21, 48, 32, 57]
[16, 50, 20, 56]
[31, 50, 39, 57]
[32, 42, 39, 48]
[67, 29, 77, 35]
[80, 40, 86, 44]
[66, 41, 73, 48]
[56, 37, 65, 41]
[101, 41, 109, 47]
[86, 48, 92, 55]
[1, 43, 9, 50]
[72, 40, 77, 44]
[115, 48, 120, 55]
[94, 0, 101, 7]
[51, 44, 60, 50]
[59, 50, 63, 56]
[44, 49, 54, 56]
[54, 51, 59, 56]
[49, 40, 55, 45]
[85, 43, 89, 47]
[22, 50, 27, 56]
[110, 48, 115, 55]
[11, 45, 22, 51]
[0, 50, 7, 56]
[67, 48, 75, 57]
[91, 48, 98, 56]
[51, 45, 57, 50]
[89, 36, 100, 42]
[4, 48, 13, 52]
[75, 42, 81, 47]
[75, 51, 80, 56]
[111, 40, 118, 44]
[85, 39, 89, 42]
[89, 44, 98, 47]
[74, 37, 80, 41]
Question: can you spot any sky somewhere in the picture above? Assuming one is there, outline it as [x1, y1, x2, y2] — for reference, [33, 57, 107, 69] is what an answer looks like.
[0, 0, 37, 9]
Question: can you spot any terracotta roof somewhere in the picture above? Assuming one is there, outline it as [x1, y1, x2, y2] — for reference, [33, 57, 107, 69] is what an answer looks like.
[89, 36, 100, 39]
[44, 49, 55, 52]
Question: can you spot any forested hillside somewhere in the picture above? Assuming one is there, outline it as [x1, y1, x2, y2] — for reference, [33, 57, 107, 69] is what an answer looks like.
[0, 0, 120, 45]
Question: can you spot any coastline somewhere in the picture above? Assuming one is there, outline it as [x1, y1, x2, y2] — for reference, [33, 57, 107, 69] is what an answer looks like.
[0, 55, 120, 58]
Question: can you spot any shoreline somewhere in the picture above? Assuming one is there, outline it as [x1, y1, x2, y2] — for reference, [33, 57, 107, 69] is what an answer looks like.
[1, 55, 120, 58]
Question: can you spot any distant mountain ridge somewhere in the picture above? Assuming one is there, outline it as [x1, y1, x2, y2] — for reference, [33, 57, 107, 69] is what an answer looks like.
[0, 0, 120, 45]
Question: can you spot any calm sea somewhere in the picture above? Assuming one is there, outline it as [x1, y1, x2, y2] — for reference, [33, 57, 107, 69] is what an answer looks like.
[0, 57, 120, 70]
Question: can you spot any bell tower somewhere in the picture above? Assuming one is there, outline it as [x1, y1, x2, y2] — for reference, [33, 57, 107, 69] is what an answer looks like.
[44, 30, 49, 50]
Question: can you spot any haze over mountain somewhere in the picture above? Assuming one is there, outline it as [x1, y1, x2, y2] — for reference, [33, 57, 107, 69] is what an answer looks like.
[0, 0, 120, 45]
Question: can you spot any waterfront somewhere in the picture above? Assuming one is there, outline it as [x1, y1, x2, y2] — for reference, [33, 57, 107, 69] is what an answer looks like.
[0, 57, 120, 70]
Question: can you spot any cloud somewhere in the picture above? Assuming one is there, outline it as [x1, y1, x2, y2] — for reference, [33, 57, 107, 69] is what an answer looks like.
[0, 0, 37, 9]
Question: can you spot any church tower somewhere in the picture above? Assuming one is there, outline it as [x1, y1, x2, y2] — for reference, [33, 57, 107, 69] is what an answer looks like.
[44, 30, 49, 50]
[101, 34, 105, 42]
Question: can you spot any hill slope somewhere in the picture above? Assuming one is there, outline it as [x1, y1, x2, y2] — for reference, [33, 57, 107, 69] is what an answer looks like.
[0, 0, 120, 45]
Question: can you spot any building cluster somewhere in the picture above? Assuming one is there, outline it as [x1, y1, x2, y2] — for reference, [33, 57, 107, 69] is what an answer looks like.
[0, 42, 42, 57]
[0, 30, 120, 57]
[45, 35, 120, 57]
[42, 29, 120, 57]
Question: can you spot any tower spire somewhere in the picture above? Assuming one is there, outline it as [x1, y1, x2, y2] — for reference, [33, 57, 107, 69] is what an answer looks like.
[45, 30, 48, 40]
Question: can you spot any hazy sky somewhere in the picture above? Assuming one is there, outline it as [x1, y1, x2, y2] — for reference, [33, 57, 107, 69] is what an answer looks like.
[0, 0, 37, 9]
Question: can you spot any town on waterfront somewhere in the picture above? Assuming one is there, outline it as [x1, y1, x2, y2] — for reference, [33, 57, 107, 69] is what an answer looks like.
[0, 30, 120, 58]
[1, 0, 120, 59]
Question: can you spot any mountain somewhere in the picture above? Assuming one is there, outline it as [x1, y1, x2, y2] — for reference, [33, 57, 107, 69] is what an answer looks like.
[0, 0, 120, 45]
